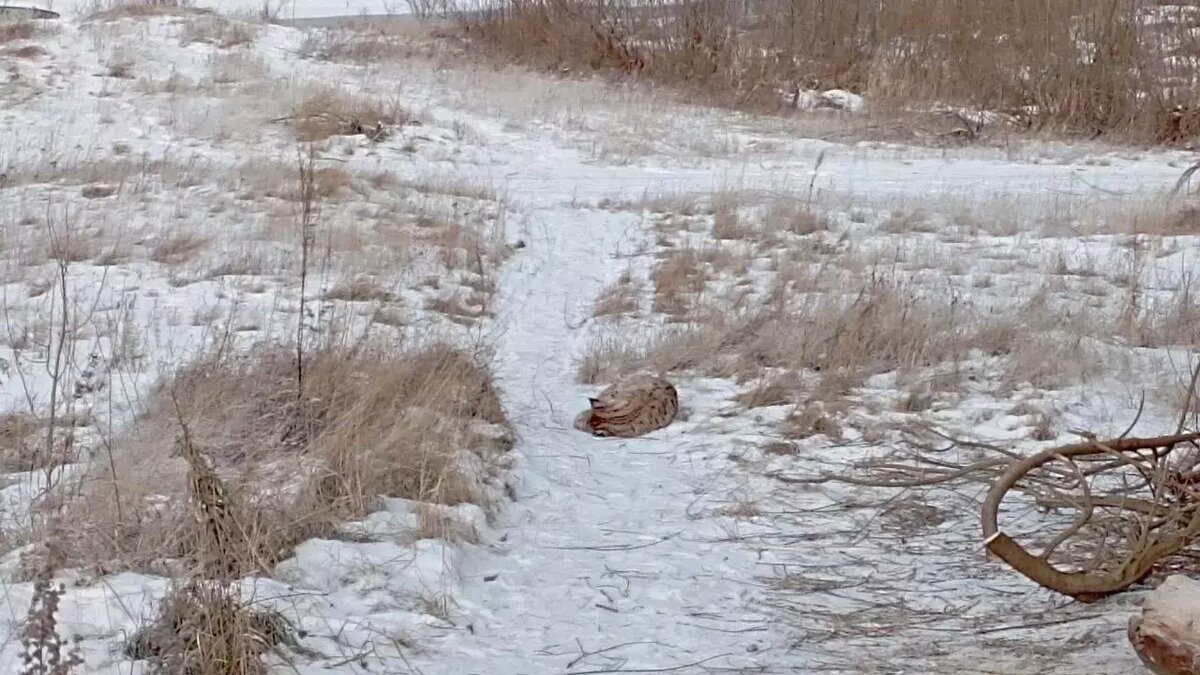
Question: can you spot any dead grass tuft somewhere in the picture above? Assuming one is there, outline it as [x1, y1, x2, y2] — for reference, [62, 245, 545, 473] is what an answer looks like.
[652, 248, 708, 317]
[179, 15, 256, 49]
[584, 274, 973, 397]
[323, 276, 394, 302]
[0, 21, 35, 43]
[0, 413, 56, 473]
[151, 230, 211, 265]
[288, 87, 411, 142]
[57, 338, 509, 576]
[593, 269, 641, 318]
[734, 371, 801, 408]
[88, 0, 209, 21]
[126, 581, 289, 675]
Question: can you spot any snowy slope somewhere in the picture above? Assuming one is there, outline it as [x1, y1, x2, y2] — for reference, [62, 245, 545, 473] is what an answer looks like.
[0, 9, 1197, 675]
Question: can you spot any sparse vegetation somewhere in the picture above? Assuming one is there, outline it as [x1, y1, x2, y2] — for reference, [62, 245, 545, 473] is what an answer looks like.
[286, 87, 412, 142]
[55, 337, 510, 578]
[583, 188, 1200, 420]
[179, 15, 256, 49]
[87, 0, 208, 21]
[456, 0, 1200, 143]
[592, 269, 641, 318]
[298, 24, 429, 63]
[151, 230, 210, 265]
[125, 577, 296, 675]
[0, 21, 35, 44]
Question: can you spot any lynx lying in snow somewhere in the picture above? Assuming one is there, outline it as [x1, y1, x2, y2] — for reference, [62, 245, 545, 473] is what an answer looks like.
[574, 373, 678, 438]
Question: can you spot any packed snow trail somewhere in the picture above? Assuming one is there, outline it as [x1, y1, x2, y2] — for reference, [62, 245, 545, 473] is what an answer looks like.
[433, 199, 783, 672]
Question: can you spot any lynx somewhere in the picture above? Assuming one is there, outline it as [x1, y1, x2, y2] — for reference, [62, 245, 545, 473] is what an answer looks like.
[574, 373, 678, 438]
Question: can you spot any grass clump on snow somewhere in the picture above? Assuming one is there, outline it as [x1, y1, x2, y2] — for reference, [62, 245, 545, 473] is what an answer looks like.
[289, 86, 413, 142]
[54, 335, 512, 579]
[125, 581, 291, 675]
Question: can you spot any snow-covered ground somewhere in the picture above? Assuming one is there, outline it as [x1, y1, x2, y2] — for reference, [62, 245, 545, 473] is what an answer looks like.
[1, 7, 1199, 675]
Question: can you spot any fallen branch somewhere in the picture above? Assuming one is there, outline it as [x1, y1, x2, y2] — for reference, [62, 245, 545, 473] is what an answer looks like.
[981, 432, 1200, 603]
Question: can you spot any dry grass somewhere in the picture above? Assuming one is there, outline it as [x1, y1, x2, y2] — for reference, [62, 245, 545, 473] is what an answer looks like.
[0, 21, 35, 44]
[637, 276, 969, 396]
[323, 276, 394, 302]
[734, 371, 802, 408]
[179, 15, 257, 49]
[457, 0, 1200, 143]
[151, 230, 211, 265]
[0, 413, 56, 473]
[651, 247, 708, 317]
[288, 86, 412, 142]
[126, 581, 289, 675]
[579, 189, 1177, 406]
[54, 337, 510, 577]
[299, 24, 430, 64]
[87, 0, 209, 21]
[592, 269, 641, 318]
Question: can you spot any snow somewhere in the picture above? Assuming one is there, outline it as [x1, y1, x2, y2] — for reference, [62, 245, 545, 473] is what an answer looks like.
[0, 8, 1197, 675]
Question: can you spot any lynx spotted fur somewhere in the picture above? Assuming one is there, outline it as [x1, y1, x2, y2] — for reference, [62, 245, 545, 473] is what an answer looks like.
[574, 373, 678, 438]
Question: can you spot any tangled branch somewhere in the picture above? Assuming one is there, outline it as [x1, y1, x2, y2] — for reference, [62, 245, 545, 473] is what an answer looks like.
[981, 431, 1200, 602]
